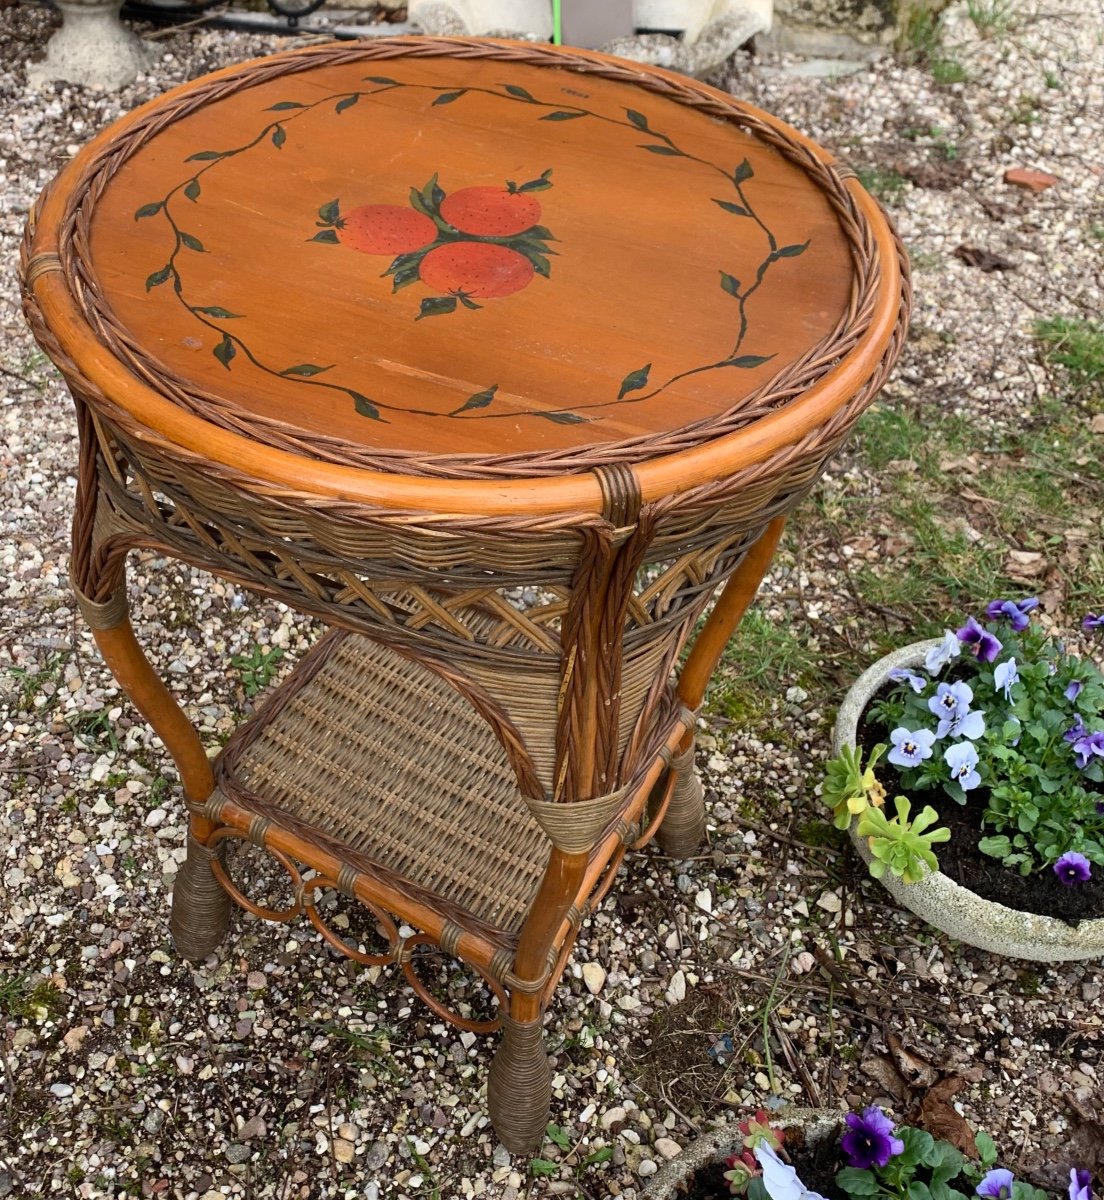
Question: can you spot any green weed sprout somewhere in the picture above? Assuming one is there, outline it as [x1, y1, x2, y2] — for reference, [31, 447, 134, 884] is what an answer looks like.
[857, 795, 951, 884]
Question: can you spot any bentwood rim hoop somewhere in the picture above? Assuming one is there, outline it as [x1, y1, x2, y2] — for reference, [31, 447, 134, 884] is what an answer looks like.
[23, 36, 906, 517]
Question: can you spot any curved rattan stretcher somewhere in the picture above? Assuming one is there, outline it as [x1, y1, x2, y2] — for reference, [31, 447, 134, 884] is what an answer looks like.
[21, 36, 910, 1154]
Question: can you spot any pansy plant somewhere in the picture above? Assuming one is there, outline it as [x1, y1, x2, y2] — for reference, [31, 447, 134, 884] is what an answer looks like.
[847, 600, 1104, 881]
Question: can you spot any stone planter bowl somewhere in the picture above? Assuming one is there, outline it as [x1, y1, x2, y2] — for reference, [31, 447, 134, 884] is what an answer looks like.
[834, 639, 1104, 962]
[644, 1107, 844, 1200]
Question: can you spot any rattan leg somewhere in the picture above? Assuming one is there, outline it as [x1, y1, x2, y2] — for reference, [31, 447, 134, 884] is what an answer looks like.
[487, 1012, 552, 1154]
[655, 742, 707, 857]
[170, 833, 232, 960]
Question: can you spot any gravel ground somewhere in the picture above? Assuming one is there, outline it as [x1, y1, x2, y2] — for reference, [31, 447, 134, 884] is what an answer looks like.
[2, 4, 1103, 1199]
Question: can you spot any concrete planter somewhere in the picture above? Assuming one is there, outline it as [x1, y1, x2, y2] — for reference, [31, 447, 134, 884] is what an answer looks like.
[408, 1, 772, 75]
[27, 0, 152, 91]
[835, 640, 1104, 962]
[644, 1107, 843, 1200]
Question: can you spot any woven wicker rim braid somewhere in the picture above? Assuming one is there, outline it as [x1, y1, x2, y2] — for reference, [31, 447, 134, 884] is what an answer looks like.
[22, 37, 908, 516]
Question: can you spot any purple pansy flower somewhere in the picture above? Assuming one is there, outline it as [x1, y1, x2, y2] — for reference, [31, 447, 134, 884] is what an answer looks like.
[888, 727, 937, 769]
[889, 667, 928, 694]
[925, 631, 961, 674]
[840, 1106, 904, 1170]
[1054, 852, 1092, 885]
[1065, 716, 1087, 744]
[1069, 1168, 1093, 1200]
[1083, 613, 1104, 633]
[986, 598, 1038, 631]
[1066, 680, 1084, 703]
[993, 658, 1019, 702]
[944, 742, 981, 790]
[978, 1170, 1016, 1200]
[1071, 731, 1104, 770]
[956, 617, 1003, 663]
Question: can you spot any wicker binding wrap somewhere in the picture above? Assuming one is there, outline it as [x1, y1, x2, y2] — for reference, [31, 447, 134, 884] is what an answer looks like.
[20, 37, 910, 1153]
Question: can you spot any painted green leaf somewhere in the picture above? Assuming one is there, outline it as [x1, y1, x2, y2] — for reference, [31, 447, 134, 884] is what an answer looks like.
[713, 198, 749, 216]
[272, 125, 287, 149]
[389, 261, 422, 291]
[517, 178, 553, 193]
[350, 392, 383, 420]
[193, 306, 242, 318]
[310, 229, 340, 244]
[335, 94, 359, 113]
[457, 294, 483, 310]
[618, 363, 651, 399]
[414, 174, 441, 215]
[542, 411, 586, 424]
[185, 150, 224, 162]
[504, 84, 535, 101]
[214, 334, 235, 368]
[528, 225, 557, 242]
[364, 75, 400, 85]
[639, 144, 684, 156]
[145, 266, 171, 291]
[433, 90, 465, 105]
[719, 271, 741, 297]
[733, 158, 754, 184]
[317, 199, 341, 225]
[522, 249, 552, 278]
[183, 178, 201, 202]
[541, 110, 585, 121]
[179, 232, 206, 252]
[726, 354, 775, 368]
[625, 108, 649, 131]
[416, 296, 458, 320]
[772, 241, 810, 259]
[453, 384, 498, 414]
[134, 202, 163, 220]
[266, 101, 305, 111]
[280, 363, 333, 377]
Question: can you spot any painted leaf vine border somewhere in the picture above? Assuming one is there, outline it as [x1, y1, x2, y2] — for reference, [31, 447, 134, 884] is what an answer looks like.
[134, 75, 808, 427]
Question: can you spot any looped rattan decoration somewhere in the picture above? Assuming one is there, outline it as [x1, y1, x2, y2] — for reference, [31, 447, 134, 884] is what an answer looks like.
[399, 935, 508, 1034]
[303, 875, 398, 967]
[50, 37, 887, 480]
[207, 827, 305, 923]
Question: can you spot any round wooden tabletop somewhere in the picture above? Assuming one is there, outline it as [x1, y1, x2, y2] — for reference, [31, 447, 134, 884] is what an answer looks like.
[25, 38, 907, 515]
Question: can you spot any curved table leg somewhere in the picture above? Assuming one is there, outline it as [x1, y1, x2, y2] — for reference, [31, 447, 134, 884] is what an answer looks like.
[74, 576, 231, 961]
[655, 740, 707, 858]
[487, 1010, 552, 1154]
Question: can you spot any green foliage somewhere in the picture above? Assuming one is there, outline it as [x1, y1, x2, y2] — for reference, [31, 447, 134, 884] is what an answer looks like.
[857, 795, 951, 884]
[231, 644, 286, 697]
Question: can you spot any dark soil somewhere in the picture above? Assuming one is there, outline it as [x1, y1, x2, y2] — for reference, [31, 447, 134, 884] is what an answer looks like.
[677, 1128, 848, 1200]
[857, 695, 1104, 926]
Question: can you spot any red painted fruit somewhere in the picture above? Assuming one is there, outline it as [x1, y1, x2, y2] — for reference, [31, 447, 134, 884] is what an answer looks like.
[419, 242, 535, 299]
[339, 205, 437, 255]
[439, 187, 541, 237]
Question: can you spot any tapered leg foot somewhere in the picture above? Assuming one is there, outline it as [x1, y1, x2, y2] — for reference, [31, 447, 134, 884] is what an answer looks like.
[170, 835, 232, 961]
[487, 1014, 552, 1154]
[656, 742, 707, 858]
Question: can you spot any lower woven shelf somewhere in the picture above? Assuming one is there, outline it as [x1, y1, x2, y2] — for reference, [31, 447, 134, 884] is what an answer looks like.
[212, 631, 552, 936]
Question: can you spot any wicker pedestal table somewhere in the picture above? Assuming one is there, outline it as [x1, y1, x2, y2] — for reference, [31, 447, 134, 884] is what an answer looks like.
[21, 37, 909, 1154]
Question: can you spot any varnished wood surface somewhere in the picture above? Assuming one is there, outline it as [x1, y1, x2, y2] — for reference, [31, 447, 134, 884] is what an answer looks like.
[28, 39, 906, 513]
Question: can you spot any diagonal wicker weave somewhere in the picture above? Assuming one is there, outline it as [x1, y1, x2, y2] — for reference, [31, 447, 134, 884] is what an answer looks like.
[20, 36, 910, 1153]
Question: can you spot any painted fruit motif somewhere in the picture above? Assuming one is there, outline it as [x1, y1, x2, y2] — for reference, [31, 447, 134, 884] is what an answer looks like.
[339, 204, 437, 255]
[311, 170, 555, 320]
[419, 243, 534, 299]
[439, 186, 542, 237]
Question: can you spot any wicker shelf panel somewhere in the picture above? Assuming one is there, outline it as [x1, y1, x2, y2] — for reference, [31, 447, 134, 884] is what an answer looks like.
[216, 634, 551, 933]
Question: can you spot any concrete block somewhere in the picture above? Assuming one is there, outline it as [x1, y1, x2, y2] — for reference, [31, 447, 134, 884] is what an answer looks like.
[27, 0, 152, 91]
